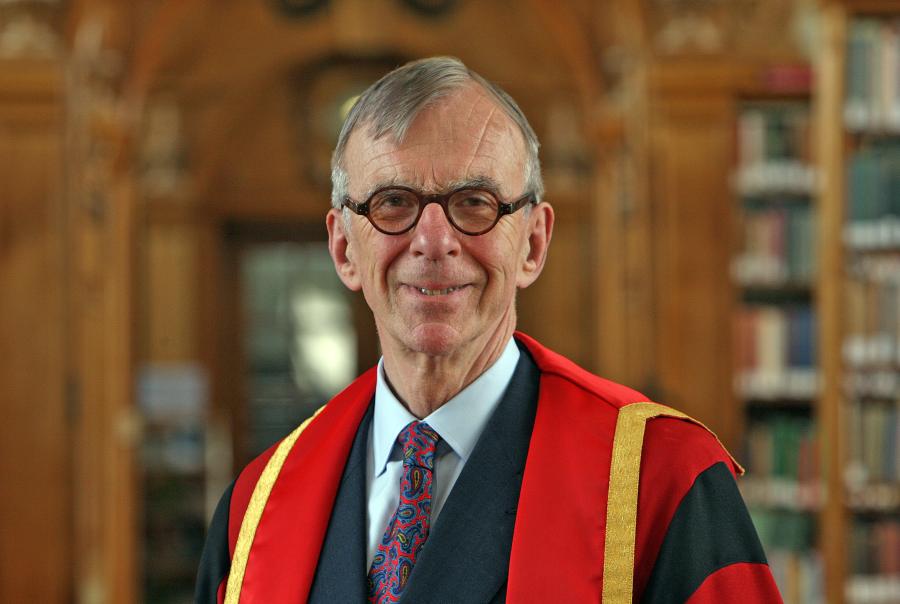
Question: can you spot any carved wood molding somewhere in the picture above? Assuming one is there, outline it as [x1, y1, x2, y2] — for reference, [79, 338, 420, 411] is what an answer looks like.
[644, 0, 815, 59]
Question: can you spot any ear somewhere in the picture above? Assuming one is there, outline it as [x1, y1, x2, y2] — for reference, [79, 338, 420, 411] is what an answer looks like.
[326, 208, 362, 291]
[517, 202, 554, 289]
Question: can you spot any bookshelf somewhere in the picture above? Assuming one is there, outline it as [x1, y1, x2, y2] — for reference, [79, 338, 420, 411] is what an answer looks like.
[733, 98, 824, 603]
[817, 2, 900, 603]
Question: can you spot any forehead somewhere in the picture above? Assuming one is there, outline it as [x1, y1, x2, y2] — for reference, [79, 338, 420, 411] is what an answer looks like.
[343, 84, 527, 197]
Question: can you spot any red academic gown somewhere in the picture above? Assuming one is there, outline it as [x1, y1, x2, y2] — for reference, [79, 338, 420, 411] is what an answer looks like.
[197, 332, 782, 603]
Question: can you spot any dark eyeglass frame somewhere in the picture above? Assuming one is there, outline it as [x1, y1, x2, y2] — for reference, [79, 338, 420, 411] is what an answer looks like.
[341, 185, 536, 236]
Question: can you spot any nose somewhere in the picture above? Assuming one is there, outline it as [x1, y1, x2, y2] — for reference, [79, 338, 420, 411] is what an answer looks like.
[409, 202, 461, 259]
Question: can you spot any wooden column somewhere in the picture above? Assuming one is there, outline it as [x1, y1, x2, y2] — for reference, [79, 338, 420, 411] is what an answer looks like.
[66, 32, 139, 600]
[0, 59, 70, 603]
[67, 163, 138, 604]
[816, 4, 848, 602]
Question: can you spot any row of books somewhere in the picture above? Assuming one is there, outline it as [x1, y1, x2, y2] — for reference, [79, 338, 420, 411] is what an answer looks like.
[846, 143, 900, 222]
[765, 549, 823, 604]
[845, 143, 900, 251]
[751, 507, 816, 551]
[845, 18, 900, 133]
[733, 205, 816, 286]
[846, 400, 900, 487]
[747, 501, 900, 602]
[743, 413, 818, 487]
[735, 305, 817, 399]
[736, 105, 815, 195]
[850, 518, 900, 577]
[739, 105, 812, 164]
[751, 508, 821, 603]
[844, 260, 900, 368]
[751, 516, 900, 602]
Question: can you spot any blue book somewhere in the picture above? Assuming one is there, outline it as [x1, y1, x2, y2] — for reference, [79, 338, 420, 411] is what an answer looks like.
[788, 306, 815, 367]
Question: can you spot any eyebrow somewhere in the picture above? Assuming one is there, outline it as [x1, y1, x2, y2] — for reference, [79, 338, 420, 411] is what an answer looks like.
[447, 176, 503, 195]
[359, 175, 505, 201]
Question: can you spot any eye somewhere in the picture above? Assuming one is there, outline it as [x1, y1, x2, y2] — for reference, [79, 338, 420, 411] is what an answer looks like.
[458, 193, 492, 207]
[368, 190, 420, 231]
[370, 189, 418, 211]
[382, 194, 410, 207]
[450, 189, 499, 212]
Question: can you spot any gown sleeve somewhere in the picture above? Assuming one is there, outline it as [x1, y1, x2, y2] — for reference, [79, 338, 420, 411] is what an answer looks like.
[639, 462, 782, 603]
[633, 418, 783, 603]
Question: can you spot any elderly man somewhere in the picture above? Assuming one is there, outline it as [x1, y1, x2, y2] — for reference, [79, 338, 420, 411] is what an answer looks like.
[196, 57, 782, 603]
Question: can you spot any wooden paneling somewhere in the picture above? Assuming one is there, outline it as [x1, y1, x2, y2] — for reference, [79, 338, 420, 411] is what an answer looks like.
[593, 145, 658, 390]
[591, 60, 656, 391]
[648, 87, 739, 448]
[0, 60, 69, 603]
[142, 219, 200, 361]
[519, 196, 595, 368]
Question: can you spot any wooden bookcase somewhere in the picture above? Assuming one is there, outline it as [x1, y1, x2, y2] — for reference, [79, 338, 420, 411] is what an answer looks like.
[816, 2, 900, 603]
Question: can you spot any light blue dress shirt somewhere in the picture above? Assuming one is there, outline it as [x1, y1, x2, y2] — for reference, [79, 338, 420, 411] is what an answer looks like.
[365, 337, 520, 569]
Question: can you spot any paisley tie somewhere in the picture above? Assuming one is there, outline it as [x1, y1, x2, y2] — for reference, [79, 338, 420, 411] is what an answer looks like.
[367, 421, 441, 603]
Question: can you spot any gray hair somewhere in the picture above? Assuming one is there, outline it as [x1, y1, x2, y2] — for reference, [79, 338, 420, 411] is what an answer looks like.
[330, 56, 544, 209]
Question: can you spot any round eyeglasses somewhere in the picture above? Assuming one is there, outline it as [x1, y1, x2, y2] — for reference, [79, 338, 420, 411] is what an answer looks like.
[341, 186, 535, 236]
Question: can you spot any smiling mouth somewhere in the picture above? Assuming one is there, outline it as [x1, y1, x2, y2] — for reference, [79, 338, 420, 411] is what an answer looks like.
[415, 285, 465, 296]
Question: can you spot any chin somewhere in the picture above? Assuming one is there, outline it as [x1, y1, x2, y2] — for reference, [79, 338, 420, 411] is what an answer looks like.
[402, 323, 467, 356]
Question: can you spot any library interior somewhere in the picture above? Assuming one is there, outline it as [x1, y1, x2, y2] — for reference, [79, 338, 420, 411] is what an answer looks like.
[0, 0, 898, 603]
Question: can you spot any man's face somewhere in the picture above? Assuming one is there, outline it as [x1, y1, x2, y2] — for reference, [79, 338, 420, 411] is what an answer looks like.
[327, 84, 552, 358]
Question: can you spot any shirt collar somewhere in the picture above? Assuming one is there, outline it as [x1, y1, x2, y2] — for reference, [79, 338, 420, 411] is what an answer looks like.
[371, 337, 520, 477]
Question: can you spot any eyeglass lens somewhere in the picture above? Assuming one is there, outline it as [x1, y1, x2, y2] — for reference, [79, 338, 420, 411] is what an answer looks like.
[368, 188, 500, 234]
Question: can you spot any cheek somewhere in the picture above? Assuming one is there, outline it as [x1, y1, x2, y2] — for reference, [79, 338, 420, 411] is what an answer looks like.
[366, 245, 407, 290]
[351, 227, 404, 283]
[481, 229, 527, 277]
[476, 249, 523, 297]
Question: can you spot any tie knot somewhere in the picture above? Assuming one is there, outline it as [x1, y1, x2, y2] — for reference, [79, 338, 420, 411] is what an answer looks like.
[398, 421, 440, 470]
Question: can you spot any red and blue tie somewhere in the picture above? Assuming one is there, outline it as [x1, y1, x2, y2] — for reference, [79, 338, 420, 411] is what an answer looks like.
[367, 421, 441, 603]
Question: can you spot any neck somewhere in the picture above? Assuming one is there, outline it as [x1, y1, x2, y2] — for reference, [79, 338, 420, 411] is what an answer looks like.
[380, 313, 516, 418]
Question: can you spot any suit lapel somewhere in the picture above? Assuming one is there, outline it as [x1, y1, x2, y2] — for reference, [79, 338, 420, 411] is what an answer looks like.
[307, 402, 373, 604]
[398, 347, 540, 604]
